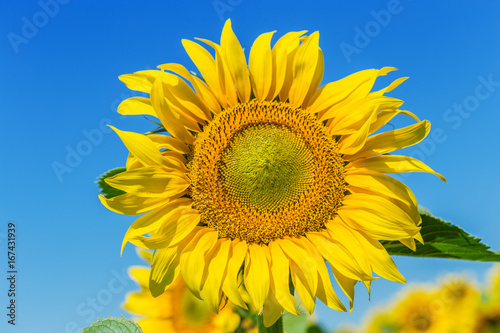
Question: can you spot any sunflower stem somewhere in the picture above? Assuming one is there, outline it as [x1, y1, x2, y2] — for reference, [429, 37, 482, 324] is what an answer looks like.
[257, 314, 283, 333]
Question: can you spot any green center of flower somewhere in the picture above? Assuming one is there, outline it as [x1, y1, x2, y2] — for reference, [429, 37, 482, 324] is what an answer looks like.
[221, 124, 314, 211]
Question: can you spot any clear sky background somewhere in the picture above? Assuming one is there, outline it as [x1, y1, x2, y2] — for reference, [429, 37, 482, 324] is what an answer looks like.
[1, 1, 500, 332]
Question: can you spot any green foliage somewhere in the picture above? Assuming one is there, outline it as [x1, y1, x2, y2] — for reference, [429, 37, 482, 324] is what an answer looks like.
[82, 316, 142, 333]
[306, 324, 326, 333]
[97, 167, 127, 199]
[382, 212, 500, 261]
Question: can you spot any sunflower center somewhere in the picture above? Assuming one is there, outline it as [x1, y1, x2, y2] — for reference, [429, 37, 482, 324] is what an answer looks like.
[221, 124, 314, 211]
[188, 100, 345, 244]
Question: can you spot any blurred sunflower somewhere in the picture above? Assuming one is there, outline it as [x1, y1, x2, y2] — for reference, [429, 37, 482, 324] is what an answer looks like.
[474, 265, 500, 333]
[391, 288, 451, 333]
[101, 19, 445, 326]
[123, 249, 244, 333]
[438, 275, 480, 332]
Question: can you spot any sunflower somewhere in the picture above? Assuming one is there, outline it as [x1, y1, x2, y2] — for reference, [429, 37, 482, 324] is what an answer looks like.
[123, 248, 242, 333]
[100, 19, 445, 326]
[474, 265, 500, 333]
[437, 275, 480, 332]
[474, 306, 500, 333]
[391, 288, 451, 333]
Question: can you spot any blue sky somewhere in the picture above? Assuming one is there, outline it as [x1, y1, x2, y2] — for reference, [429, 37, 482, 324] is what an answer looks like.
[1, 1, 500, 332]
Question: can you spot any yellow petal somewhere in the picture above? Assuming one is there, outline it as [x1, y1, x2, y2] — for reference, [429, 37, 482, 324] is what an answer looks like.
[149, 245, 182, 297]
[160, 151, 188, 172]
[343, 192, 420, 228]
[325, 96, 403, 131]
[300, 238, 346, 312]
[337, 109, 377, 155]
[146, 134, 190, 154]
[329, 264, 356, 311]
[118, 70, 163, 93]
[308, 67, 397, 115]
[197, 37, 239, 107]
[290, 260, 316, 314]
[288, 32, 320, 108]
[125, 150, 187, 173]
[220, 19, 251, 103]
[158, 63, 220, 115]
[249, 31, 275, 101]
[345, 171, 417, 209]
[161, 72, 210, 122]
[131, 213, 200, 250]
[99, 193, 168, 216]
[109, 126, 166, 167]
[277, 238, 318, 297]
[117, 97, 157, 117]
[301, 48, 324, 108]
[262, 285, 285, 327]
[150, 78, 194, 144]
[244, 244, 270, 313]
[325, 221, 373, 278]
[307, 232, 374, 282]
[203, 239, 231, 313]
[347, 185, 421, 225]
[347, 229, 405, 284]
[372, 76, 408, 96]
[369, 110, 420, 135]
[104, 166, 189, 198]
[181, 39, 228, 106]
[221, 240, 249, 310]
[180, 229, 218, 299]
[191, 75, 222, 115]
[135, 247, 153, 264]
[268, 30, 307, 100]
[346, 120, 431, 160]
[338, 194, 421, 241]
[121, 198, 193, 254]
[124, 267, 172, 316]
[128, 266, 149, 288]
[268, 242, 299, 315]
[348, 155, 447, 182]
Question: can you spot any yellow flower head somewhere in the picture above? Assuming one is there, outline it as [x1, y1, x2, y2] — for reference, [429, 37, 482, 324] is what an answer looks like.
[101, 19, 445, 326]
[393, 288, 449, 333]
[438, 274, 480, 311]
[123, 249, 241, 333]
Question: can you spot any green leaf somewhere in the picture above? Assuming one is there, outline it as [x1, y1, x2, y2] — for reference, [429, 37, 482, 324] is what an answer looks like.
[82, 316, 142, 333]
[382, 212, 500, 261]
[97, 167, 127, 199]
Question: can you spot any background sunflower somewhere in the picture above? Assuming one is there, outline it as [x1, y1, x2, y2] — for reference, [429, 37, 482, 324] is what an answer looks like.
[340, 266, 500, 333]
[123, 249, 243, 333]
